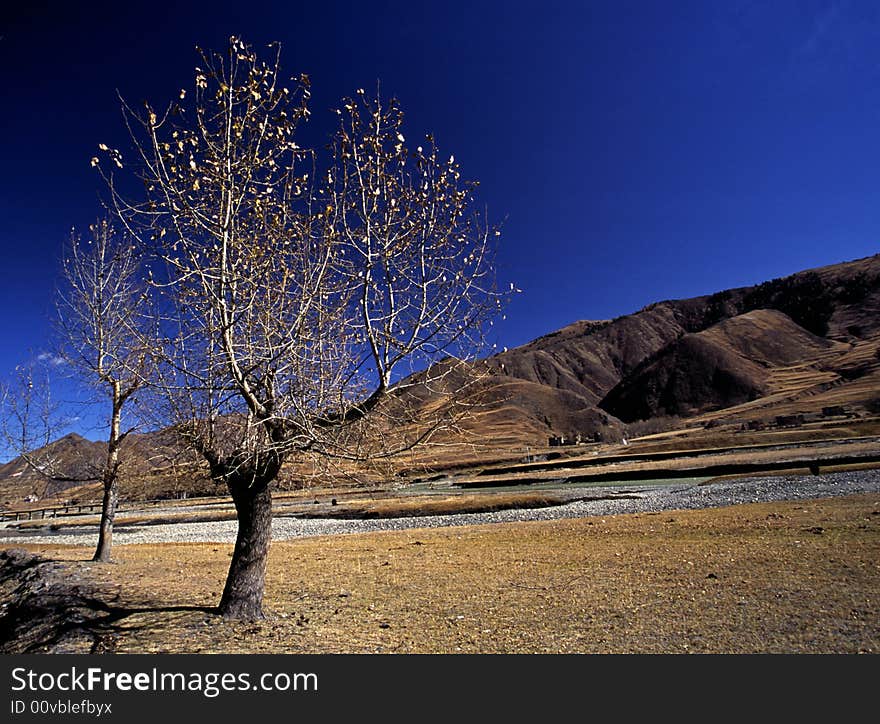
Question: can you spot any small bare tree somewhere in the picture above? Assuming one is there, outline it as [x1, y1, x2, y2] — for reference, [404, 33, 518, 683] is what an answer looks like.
[1, 222, 148, 561]
[55, 220, 149, 561]
[1, 358, 82, 483]
[99, 37, 503, 619]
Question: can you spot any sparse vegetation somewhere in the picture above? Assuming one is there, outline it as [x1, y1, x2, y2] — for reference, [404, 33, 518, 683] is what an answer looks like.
[625, 416, 683, 437]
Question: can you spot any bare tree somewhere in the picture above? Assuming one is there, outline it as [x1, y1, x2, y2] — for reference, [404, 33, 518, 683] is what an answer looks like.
[1, 222, 148, 561]
[99, 37, 503, 619]
[55, 220, 149, 560]
[0, 358, 83, 484]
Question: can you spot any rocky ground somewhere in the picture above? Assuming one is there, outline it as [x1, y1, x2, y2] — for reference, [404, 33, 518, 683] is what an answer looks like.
[1, 469, 878, 654]
[2, 469, 878, 545]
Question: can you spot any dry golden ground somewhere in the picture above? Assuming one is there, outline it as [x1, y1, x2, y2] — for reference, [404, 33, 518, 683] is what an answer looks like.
[10, 493, 879, 654]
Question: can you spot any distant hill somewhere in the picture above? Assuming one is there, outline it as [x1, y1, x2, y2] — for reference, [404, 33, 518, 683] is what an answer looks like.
[3, 253, 879, 503]
[0, 428, 213, 506]
[483, 253, 880, 435]
[0, 433, 105, 501]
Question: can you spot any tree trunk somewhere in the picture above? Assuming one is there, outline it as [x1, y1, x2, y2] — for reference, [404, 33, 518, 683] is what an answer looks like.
[219, 484, 274, 619]
[92, 479, 118, 562]
[93, 385, 122, 563]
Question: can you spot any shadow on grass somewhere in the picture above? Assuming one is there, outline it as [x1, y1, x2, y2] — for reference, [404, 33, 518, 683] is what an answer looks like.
[0, 548, 217, 653]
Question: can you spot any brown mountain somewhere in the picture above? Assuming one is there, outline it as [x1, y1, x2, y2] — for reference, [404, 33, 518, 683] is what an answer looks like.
[0, 428, 212, 506]
[486, 252, 880, 430]
[0, 433, 104, 502]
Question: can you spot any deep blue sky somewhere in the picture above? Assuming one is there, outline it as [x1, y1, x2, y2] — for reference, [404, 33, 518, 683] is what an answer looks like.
[2, 0, 880, 443]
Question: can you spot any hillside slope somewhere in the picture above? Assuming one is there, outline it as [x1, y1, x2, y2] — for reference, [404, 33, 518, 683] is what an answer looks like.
[597, 310, 835, 422]
[485, 253, 880, 429]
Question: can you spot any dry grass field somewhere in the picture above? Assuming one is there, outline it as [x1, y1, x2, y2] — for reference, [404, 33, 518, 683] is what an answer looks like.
[3, 492, 878, 654]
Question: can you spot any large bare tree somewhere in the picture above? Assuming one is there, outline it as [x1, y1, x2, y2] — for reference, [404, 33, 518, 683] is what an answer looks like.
[99, 37, 503, 619]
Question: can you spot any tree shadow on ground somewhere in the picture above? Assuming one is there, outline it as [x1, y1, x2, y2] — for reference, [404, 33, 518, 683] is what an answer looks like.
[0, 548, 216, 653]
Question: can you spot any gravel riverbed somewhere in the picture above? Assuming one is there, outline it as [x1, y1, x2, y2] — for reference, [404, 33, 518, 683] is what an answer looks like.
[2, 469, 879, 546]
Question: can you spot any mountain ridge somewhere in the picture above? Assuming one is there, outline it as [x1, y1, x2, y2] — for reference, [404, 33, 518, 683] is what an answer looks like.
[487, 253, 880, 423]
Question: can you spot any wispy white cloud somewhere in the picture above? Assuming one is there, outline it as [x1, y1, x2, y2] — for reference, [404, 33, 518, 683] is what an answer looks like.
[36, 352, 66, 367]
